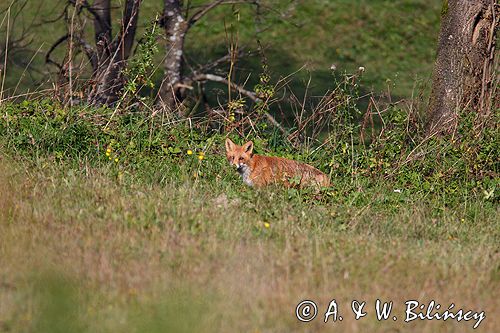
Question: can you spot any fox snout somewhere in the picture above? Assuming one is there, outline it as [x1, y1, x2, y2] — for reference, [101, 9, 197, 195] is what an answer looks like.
[230, 159, 248, 174]
[232, 161, 242, 169]
[226, 156, 243, 168]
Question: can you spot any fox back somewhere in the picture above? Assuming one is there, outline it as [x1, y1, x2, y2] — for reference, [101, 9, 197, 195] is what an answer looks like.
[225, 138, 330, 188]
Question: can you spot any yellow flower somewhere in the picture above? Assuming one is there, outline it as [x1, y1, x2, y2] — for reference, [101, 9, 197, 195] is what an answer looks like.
[106, 151, 111, 156]
[264, 222, 270, 229]
[106, 148, 111, 153]
[187, 150, 193, 155]
[198, 155, 204, 161]
[114, 158, 119, 163]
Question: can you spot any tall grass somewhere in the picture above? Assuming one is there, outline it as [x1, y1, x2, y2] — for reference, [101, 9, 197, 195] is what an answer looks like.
[0, 149, 498, 332]
[0, 91, 498, 332]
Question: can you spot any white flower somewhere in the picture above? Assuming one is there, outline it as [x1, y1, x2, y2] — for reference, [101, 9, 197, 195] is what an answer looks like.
[393, 189, 402, 193]
[358, 66, 365, 72]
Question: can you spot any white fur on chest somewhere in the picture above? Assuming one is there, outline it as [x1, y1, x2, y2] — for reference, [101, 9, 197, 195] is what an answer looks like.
[238, 165, 253, 186]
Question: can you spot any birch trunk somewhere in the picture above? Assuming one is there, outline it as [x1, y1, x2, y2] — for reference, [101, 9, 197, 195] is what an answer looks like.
[157, 0, 188, 113]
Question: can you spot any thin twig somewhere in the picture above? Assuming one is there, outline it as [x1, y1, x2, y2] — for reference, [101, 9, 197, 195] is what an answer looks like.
[190, 73, 286, 134]
[0, 6, 11, 103]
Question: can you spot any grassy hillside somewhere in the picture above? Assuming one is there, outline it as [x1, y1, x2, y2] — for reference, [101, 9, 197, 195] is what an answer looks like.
[1, 0, 441, 99]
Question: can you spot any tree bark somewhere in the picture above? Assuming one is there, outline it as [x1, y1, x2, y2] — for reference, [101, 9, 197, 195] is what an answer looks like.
[87, 0, 141, 106]
[427, 0, 498, 134]
[157, 0, 188, 113]
[92, 0, 112, 50]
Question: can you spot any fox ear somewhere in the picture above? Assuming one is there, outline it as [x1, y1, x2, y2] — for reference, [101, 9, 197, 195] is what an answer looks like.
[225, 138, 236, 152]
[243, 141, 254, 154]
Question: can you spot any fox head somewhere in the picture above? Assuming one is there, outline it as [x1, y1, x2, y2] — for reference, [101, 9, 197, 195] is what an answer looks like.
[225, 138, 254, 173]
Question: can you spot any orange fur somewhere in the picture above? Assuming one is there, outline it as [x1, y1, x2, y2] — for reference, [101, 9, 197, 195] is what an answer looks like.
[225, 138, 330, 188]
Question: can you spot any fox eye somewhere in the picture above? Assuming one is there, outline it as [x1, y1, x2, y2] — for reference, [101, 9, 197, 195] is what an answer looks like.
[239, 157, 244, 161]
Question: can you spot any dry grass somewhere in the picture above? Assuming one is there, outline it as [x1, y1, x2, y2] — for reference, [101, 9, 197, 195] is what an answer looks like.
[0, 156, 499, 332]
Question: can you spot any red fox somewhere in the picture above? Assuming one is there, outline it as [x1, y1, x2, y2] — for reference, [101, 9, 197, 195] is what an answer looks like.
[225, 138, 330, 188]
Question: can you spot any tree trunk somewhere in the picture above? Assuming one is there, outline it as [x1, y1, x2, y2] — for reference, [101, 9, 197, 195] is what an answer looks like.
[427, 0, 498, 134]
[87, 0, 141, 106]
[157, 0, 188, 113]
[155, 0, 260, 115]
[92, 0, 112, 51]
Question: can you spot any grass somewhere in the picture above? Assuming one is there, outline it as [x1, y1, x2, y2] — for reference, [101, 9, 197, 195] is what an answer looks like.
[0, 2, 497, 329]
[0, 99, 498, 331]
[1, 0, 441, 99]
[0, 154, 498, 332]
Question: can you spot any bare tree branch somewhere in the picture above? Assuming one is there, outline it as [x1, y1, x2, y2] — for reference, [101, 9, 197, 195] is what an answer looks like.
[45, 34, 69, 69]
[37, 3, 70, 25]
[119, 0, 141, 60]
[188, 0, 257, 28]
[190, 73, 285, 134]
[192, 73, 259, 101]
[75, 36, 97, 71]
[188, 0, 224, 27]
[196, 49, 248, 73]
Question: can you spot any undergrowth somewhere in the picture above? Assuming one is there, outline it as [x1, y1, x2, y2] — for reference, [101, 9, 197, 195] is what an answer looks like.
[0, 90, 497, 208]
[0, 69, 498, 333]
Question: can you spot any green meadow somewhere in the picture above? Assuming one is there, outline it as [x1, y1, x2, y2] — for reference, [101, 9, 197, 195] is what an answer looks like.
[0, 0, 498, 332]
